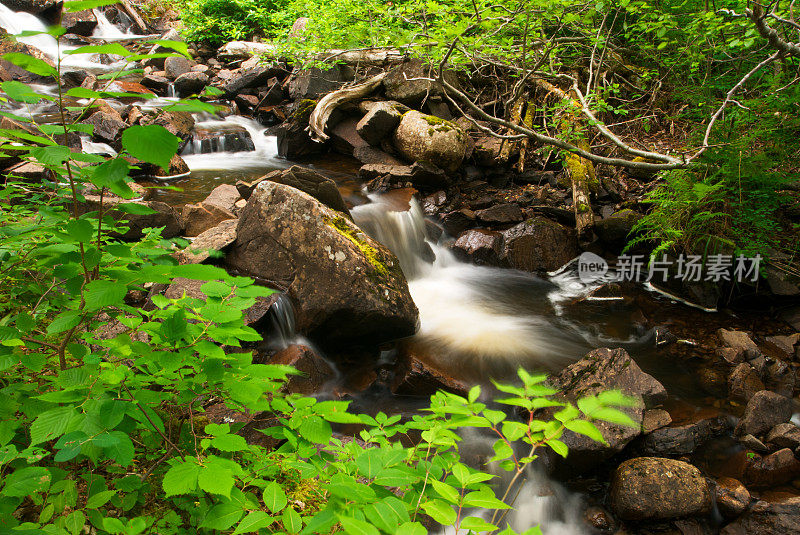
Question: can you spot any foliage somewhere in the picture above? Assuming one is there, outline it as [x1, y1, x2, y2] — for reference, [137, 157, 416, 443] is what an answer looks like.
[180, 0, 295, 46]
[0, 20, 637, 535]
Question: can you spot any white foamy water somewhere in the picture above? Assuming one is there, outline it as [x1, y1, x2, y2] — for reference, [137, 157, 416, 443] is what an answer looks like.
[0, 3, 127, 71]
[181, 116, 287, 173]
[91, 9, 137, 40]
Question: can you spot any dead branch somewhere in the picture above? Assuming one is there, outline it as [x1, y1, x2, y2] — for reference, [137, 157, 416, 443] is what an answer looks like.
[307, 73, 387, 142]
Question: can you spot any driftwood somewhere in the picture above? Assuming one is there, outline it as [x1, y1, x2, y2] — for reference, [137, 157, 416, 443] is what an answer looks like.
[307, 72, 387, 143]
[218, 41, 410, 66]
[120, 0, 149, 34]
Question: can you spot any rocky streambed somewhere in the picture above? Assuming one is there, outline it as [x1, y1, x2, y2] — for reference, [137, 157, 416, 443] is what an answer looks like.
[2, 2, 800, 533]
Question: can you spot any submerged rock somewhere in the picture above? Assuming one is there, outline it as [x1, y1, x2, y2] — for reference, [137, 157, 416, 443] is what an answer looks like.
[392, 111, 467, 173]
[226, 181, 418, 348]
[392, 345, 469, 397]
[721, 492, 800, 534]
[610, 457, 712, 521]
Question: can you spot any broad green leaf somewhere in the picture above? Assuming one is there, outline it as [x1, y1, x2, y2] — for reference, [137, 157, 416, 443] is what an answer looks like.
[298, 415, 331, 444]
[65, 43, 131, 57]
[198, 459, 235, 498]
[431, 479, 460, 503]
[30, 145, 70, 165]
[546, 438, 568, 458]
[201, 501, 244, 530]
[30, 406, 74, 445]
[282, 507, 302, 533]
[92, 158, 133, 198]
[2, 53, 56, 76]
[338, 516, 379, 535]
[162, 459, 200, 496]
[460, 516, 498, 532]
[232, 511, 272, 534]
[211, 433, 248, 452]
[463, 489, 512, 509]
[421, 499, 456, 525]
[2, 466, 51, 496]
[0, 81, 45, 103]
[84, 279, 127, 311]
[47, 310, 81, 334]
[396, 522, 427, 535]
[65, 218, 94, 243]
[262, 481, 287, 513]
[86, 489, 116, 508]
[121, 124, 179, 171]
[117, 202, 157, 215]
[63, 510, 86, 535]
[148, 39, 190, 57]
[564, 419, 606, 444]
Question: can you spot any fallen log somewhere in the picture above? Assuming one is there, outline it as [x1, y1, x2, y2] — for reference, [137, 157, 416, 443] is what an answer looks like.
[307, 72, 387, 143]
[120, 0, 149, 34]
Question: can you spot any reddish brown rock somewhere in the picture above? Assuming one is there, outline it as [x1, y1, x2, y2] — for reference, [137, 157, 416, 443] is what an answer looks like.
[269, 344, 334, 395]
[716, 477, 751, 519]
[452, 229, 503, 266]
[743, 448, 800, 488]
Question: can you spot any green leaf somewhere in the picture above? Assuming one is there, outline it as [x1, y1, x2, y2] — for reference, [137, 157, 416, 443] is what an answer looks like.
[47, 311, 81, 334]
[431, 479, 460, 503]
[92, 158, 133, 198]
[30, 145, 70, 165]
[2, 53, 56, 76]
[232, 511, 273, 534]
[148, 39, 190, 57]
[282, 507, 302, 533]
[298, 415, 332, 444]
[103, 517, 126, 534]
[338, 516, 380, 535]
[84, 279, 127, 311]
[30, 406, 74, 445]
[64, 0, 121, 11]
[1, 80, 45, 103]
[396, 522, 427, 535]
[63, 510, 86, 535]
[121, 125, 179, 171]
[198, 458, 235, 498]
[65, 218, 94, 243]
[211, 433, 248, 452]
[162, 459, 200, 496]
[105, 431, 135, 467]
[591, 407, 637, 427]
[355, 448, 384, 478]
[2, 466, 50, 496]
[421, 499, 456, 525]
[463, 489, 511, 509]
[459, 516, 498, 532]
[564, 419, 606, 444]
[546, 438, 568, 458]
[201, 501, 244, 531]
[263, 481, 287, 513]
[117, 202, 157, 215]
[86, 489, 116, 509]
[65, 43, 131, 57]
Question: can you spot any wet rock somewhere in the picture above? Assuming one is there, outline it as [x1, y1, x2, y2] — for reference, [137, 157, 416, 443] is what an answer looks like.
[217, 40, 277, 61]
[226, 181, 418, 348]
[164, 277, 276, 327]
[718, 347, 745, 366]
[719, 329, 760, 354]
[141, 111, 194, 143]
[764, 358, 795, 397]
[764, 264, 800, 296]
[174, 71, 209, 97]
[383, 59, 442, 106]
[740, 434, 769, 453]
[353, 145, 405, 166]
[728, 363, 765, 403]
[721, 492, 800, 534]
[4, 0, 59, 16]
[500, 217, 578, 273]
[392, 111, 467, 173]
[223, 62, 285, 96]
[62, 69, 96, 90]
[276, 99, 326, 160]
[356, 101, 404, 145]
[441, 209, 476, 236]
[766, 423, 800, 450]
[268, 344, 334, 395]
[595, 209, 642, 251]
[392, 347, 469, 397]
[164, 55, 192, 80]
[174, 219, 238, 264]
[743, 448, 800, 487]
[288, 64, 353, 100]
[261, 166, 350, 215]
[475, 203, 523, 225]
[715, 477, 751, 519]
[331, 117, 369, 156]
[583, 505, 614, 531]
[735, 390, 793, 436]
[181, 184, 241, 237]
[61, 10, 97, 35]
[359, 162, 448, 190]
[766, 334, 800, 359]
[83, 111, 126, 145]
[472, 136, 506, 167]
[610, 457, 712, 521]
[549, 348, 666, 470]
[642, 408, 673, 433]
[81, 198, 182, 240]
[452, 229, 503, 266]
[638, 410, 729, 455]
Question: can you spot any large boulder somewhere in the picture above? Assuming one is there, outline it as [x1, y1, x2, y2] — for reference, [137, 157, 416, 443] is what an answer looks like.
[83, 111, 126, 145]
[164, 56, 192, 80]
[288, 64, 353, 100]
[548, 347, 666, 471]
[267, 344, 334, 395]
[383, 59, 443, 106]
[594, 209, 641, 251]
[226, 181, 418, 348]
[452, 229, 503, 266]
[721, 492, 800, 534]
[258, 166, 349, 215]
[500, 217, 578, 273]
[636, 409, 730, 456]
[222, 62, 284, 96]
[173, 72, 208, 97]
[174, 219, 237, 264]
[392, 111, 467, 173]
[61, 10, 97, 35]
[610, 458, 712, 521]
[0, 40, 56, 84]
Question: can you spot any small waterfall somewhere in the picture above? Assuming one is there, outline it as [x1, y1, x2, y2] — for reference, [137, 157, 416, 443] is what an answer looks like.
[266, 294, 298, 349]
[166, 83, 177, 99]
[351, 195, 595, 374]
[92, 9, 137, 40]
[0, 3, 124, 70]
